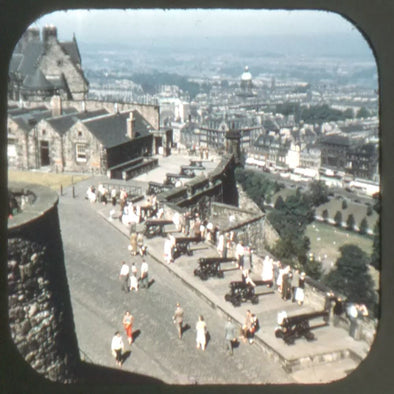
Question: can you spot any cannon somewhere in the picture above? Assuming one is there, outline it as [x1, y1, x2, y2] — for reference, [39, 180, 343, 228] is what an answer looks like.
[224, 281, 259, 307]
[143, 219, 173, 238]
[180, 166, 197, 178]
[274, 310, 329, 345]
[193, 257, 236, 280]
[173, 236, 200, 259]
[189, 160, 205, 168]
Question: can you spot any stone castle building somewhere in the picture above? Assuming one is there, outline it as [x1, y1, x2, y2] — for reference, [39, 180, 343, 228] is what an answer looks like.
[8, 26, 89, 101]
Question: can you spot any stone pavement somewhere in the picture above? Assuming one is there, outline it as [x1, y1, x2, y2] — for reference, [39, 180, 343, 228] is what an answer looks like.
[71, 152, 371, 383]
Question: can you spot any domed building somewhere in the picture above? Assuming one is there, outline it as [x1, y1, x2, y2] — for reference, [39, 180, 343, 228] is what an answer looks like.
[239, 66, 254, 96]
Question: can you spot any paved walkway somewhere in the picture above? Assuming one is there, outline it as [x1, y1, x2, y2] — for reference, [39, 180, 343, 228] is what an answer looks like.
[71, 152, 371, 383]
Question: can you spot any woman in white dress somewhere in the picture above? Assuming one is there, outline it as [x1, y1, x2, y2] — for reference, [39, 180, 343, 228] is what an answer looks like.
[195, 315, 207, 351]
[261, 256, 273, 283]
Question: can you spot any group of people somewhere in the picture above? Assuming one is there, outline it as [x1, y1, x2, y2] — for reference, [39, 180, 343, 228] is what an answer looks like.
[119, 259, 149, 293]
[171, 303, 257, 356]
[261, 256, 306, 305]
[129, 232, 146, 257]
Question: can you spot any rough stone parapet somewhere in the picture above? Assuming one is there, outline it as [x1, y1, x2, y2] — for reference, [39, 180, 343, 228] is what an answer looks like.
[8, 183, 80, 383]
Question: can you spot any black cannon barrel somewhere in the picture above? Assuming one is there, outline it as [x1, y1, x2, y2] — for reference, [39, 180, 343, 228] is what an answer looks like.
[283, 310, 329, 326]
[145, 219, 173, 226]
[198, 257, 236, 264]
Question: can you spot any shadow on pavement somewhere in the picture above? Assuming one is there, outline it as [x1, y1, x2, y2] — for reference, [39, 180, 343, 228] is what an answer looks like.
[132, 329, 141, 342]
[77, 361, 164, 385]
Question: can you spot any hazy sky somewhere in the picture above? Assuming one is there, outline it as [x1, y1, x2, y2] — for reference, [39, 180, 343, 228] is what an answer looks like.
[32, 9, 360, 43]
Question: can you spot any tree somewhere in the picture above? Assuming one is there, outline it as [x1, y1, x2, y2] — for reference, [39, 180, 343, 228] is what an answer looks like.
[359, 217, 368, 235]
[322, 209, 329, 222]
[343, 108, 354, 119]
[346, 214, 355, 231]
[324, 244, 377, 313]
[334, 211, 342, 227]
[303, 256, 323, 280]
[274, 195, 285, 210]
[307, 180, 329, 207]
[356, 106, 370, 119]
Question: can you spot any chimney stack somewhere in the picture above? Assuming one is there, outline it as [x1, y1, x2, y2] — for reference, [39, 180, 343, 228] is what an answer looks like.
[42, 25, 58, 45]
[50, 95, 62, 117]
[126, 112, 136, 139]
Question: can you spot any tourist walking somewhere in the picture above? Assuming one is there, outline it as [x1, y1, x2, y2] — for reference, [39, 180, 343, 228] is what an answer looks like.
[111, 331, 125, 367]
[235, 240, 245, 269]
[291, 269, 300, 302]
[172, 303, 184, 339]
[129, 273, 139, 292]
[195, 315, 207, 351]
[261, 256, 273, 286]
[295, 272, 306, 305]
[119, 261, 130, 293]
[241, 310, 252, 343]
[224, 317, 237, 356]
[140, 259, 149, 289]
[333, 297, 344, 327]
[111, 187, 117, 206]
[122, 311, 134, 345]
[131, 262, 138, 278]
[129, 232, 138, 256]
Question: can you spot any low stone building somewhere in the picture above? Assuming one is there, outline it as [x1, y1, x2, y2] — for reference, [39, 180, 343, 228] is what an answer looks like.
[7, 98, 172, 175]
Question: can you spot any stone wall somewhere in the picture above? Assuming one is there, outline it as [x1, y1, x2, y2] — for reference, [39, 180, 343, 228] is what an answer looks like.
[7, 183, 80, 382]
[39, 40, 88, 100]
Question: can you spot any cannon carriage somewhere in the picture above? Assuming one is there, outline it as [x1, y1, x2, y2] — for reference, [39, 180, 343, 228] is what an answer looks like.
[224, 281, 259, 307]
[172, 236, 201, 259]
[274, 310, 329, 345]
[179, 166, 196, 178]
[193, 257, 236, 280]
[143, 219, 173, 238]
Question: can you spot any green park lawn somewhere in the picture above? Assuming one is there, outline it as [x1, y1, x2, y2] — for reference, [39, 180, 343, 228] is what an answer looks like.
[8, 170, 89, 192]
[306, 221, 373, 263]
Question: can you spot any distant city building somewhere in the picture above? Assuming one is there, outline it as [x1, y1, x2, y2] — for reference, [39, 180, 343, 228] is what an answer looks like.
[239, 66, 255, 97]
[8, 26, 89, 102]
[319, 134, 378, 180]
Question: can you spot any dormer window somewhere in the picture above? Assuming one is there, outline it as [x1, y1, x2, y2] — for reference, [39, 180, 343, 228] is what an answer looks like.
[42, 129, 46, 136]
[78, 131, 82, 137]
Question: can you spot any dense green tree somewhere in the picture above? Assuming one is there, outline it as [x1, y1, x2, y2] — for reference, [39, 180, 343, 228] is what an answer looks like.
[306, 180, 329, 207]
[356, 106, 370, 119]
[346, 214, 355, 231]
[303, 256, 323, 280]
[324, 244, 377, 313]
[359, 217, 368, 235]
[274, 195, 285, 210]
[343, 108, 354, 119]
[334, 211, 342, 227]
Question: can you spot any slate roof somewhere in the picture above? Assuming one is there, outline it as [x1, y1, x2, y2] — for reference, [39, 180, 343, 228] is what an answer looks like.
[83, 110, 153, 148]
[11, 109, 53, 130]
[8, 105, 48, 116]
[46, 109, 109, 135]
[15, 41, 43, 76]
[319, 134, 351, 146]
[22, 68, 53, 91]
[61, 40, 81, 65]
